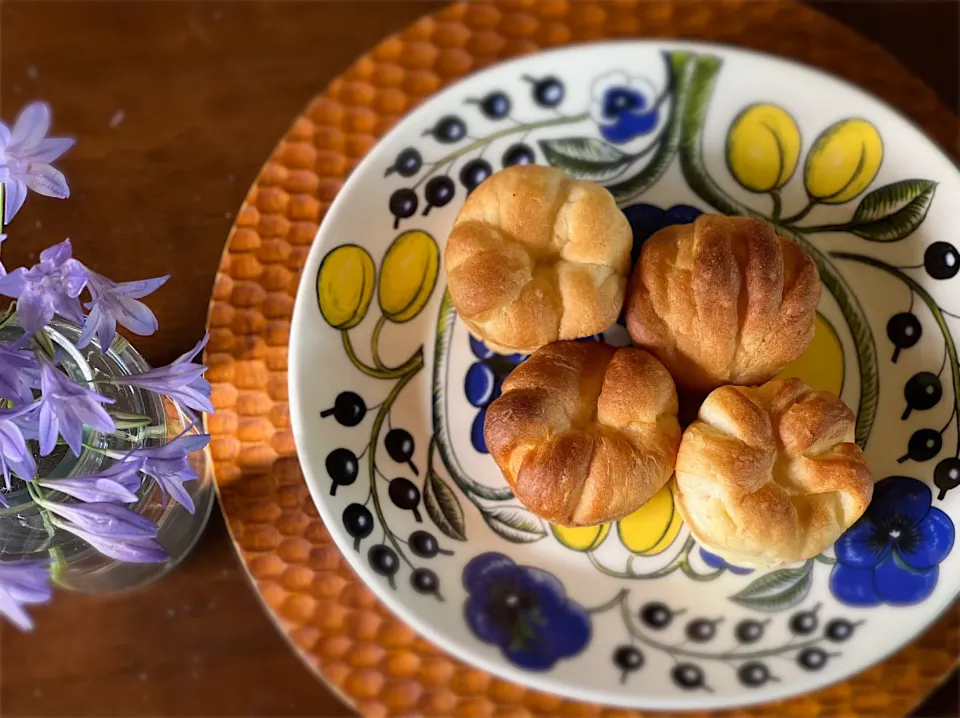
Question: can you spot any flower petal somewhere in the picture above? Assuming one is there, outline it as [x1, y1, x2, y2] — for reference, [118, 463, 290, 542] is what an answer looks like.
[463, 552, 517, 595]
[0, 267, 27, 298]
[18, 137, 74, 164]
[23, 164, 69, 199]
[10, 102, 51, 148]
[834, 517, 889, 569]
[15, 287, 55, 334]
[3, 179, 28, 221]
[39, 238, 73, 264]
[112, 294, 159, 336]
[899, 508, 955, 570]
[870, 476, 932, 528]
[116, 275, 169, 300]
[874, 552, 939, 605]
[37, 400, 58, 456]
[829, 562, 880, 606]
[51, 518, 168, 564]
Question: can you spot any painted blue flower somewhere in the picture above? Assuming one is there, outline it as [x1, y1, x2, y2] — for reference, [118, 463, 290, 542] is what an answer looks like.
[590, 72, 662, 144]
[464, 336, 525, 454]
[830, 476, 955, 606]
[463, 552, 590, 671]
[699, 547, 754, 575]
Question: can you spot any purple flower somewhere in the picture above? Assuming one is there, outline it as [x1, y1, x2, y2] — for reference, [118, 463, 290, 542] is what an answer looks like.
[116, 334, 212, 413]
[0, 101, 74, 222]
[0, 559, 52, 631]
[0, 406, 37, 504]
[0, 343, 38, 402]
[699, 547, 755, 575]
[0, 233, 7, 276]
[40, 499, 167, 564]
[0, 239, 88, 334]
[77, 271, 169, 350]
[37, 363, 115, 456]
[38, 459, 144, 504]
[124, 430, 210, 514]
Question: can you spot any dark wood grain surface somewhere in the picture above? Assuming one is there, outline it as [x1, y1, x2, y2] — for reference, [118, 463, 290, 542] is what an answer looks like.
[1, 2, 957, 716]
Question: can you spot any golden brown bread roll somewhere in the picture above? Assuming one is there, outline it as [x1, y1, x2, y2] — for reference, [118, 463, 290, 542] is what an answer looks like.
[445, 165, 632, 354]
[484, 340, 681, 526]
[674, 378, 874, 568]
[625, 214, 821, 392]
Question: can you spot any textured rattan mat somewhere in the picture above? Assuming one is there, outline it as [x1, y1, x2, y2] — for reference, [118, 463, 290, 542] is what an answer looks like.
[206, 2, 960, 716]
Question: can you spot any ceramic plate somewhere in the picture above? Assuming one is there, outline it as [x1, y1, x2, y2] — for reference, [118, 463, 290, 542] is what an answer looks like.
[288, 41, 960, 710]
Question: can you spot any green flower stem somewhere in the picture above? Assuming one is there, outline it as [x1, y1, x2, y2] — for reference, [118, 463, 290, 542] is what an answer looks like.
[832, 251, 960, 454]
[342, 329, 421, 380]
[370, 315, 388, 371]
[814, 553, 837, 565]
[587, 535, 721, 581]
[770, 190, 782, 221]
[26, 482, 68, 584]
[779, 200, 816, 225]
[413, 111, 590, 190]
[678, 54, 879, 448]
[0, 302, 17, 331]
[366, 356, 424, 570]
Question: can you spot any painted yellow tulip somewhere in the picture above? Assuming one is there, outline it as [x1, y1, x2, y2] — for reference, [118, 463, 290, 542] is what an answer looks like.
[726, 104, 801, 193]
[776, 313, 845, 397]
[617, 484, 682, 555]
[378, 230, 439, 323]
[317, 244, 376, 330]
[804, 118, 883, 204]
[551, 522, 611, 552]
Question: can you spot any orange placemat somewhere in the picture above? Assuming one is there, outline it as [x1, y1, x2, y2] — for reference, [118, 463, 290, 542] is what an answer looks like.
[205, 2, 960, 716]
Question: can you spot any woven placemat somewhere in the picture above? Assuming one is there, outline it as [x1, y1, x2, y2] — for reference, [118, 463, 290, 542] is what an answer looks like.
[206, 2, 960, 716]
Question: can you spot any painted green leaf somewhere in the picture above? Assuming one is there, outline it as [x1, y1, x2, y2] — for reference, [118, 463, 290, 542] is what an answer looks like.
[729, 561, 814, 612]
[481, 506, 547, 544]
[423, 469, 467, 542]
[538, 137, 633, 182]
[849, 179, 938, 241]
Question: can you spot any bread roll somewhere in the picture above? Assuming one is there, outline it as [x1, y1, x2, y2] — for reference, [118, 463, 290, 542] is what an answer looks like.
[445, 165, 632, 354]
[625, 214, 820, 392]
[484, 340, 681, 526]
[674, 378, 873, 568]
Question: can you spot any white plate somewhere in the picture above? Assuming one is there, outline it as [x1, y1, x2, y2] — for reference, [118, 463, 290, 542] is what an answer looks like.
[289, 41, 960, 710]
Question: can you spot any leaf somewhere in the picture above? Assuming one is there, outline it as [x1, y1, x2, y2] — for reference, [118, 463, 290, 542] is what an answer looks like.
[849, 179, 938, 241]
[538, 137, 633, 182]
[729, 561, 813, 612]
[423, 469, 467, 542]
[481, 506, 547, 544]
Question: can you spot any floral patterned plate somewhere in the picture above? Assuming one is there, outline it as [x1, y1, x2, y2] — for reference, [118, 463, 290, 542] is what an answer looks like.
[288, 42, 960, 710]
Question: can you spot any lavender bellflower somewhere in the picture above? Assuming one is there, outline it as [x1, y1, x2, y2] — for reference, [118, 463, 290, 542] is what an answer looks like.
[117, 334, 213, 414]
[0, 407, 37, 505]
[38, 363, 116, 456]
[0, 239, 88, 334]
[0, 559, 53, 631]
[39, 499, 168, 564]
[124, 430, 211, 514]
[38, 458, 145, 504]
[78, 270, 169, 350]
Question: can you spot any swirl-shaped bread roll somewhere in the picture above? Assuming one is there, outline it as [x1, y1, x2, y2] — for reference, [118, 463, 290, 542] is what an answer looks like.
[674, 378, 873, 568]
[484, 341, 681, 526]
[445, 166, 632, 354]
[625, 214, 820, 392]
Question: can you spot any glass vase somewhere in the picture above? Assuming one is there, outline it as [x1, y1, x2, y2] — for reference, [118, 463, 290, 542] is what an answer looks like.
[0, 319, 216, 592]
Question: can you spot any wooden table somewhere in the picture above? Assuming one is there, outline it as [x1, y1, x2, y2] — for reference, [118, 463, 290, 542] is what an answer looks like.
[1, 2, 957, 716]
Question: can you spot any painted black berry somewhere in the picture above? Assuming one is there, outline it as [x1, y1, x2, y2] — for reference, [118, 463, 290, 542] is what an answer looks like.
[789, 604, 820, 636]
[738, 662, 772, 688]
[368, 544, 400, 588]
[526, 75, 564, 107]
[321, 391, 367, 427]
[325, 448, 358, 495]
[389, 477, 422, 521]
[825, 618, 857, 642]
[385, 428, 418, 475]
[887, 312, 922, 362]
[672, 663, 705, 690]
[924, 241, 959, 280]
[639, 602, 674, 629]
[502, 143, 535, 167]
[389, 188, 418, 229]
[613, 645, 644, 683]
[343, 503, 374, 551]
[934, 457, 960, 499]
[428, 115, 467, 143]
[898, 428, 943, 463]
[735, 619, 766, 644]
[409, 530, 452, 558]
[460, 158, 493, 193]
[902, 372, 942, 419]
[386, 148, 422, 177]
[686, 618, 720, 643]
[476, 91, 511, 119]
[411, 567, 442, 599]
[798, 647, 829, 671]
[422, 176, 455, 215]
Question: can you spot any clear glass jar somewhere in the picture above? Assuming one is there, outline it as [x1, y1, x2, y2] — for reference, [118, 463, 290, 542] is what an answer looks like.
[0, 319, 216, 592]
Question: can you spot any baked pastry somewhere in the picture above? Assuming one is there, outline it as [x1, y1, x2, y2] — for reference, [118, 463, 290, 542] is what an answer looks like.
[674, 378, 873, 568]
[444, 165, 632, 354]
[625, 214, 820, 393]
[484, 340, 681, 526]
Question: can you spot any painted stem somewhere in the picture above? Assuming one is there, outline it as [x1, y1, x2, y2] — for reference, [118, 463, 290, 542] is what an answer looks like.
[676, 54, 879, 448]
[342, 329, 422, 380]
[832, 251, 960, 455]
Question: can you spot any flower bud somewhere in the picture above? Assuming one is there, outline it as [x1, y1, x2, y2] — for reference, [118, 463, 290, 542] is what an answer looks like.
[617, 484, 682, 555]
[551, 522, 610, 552]
[378, 230, 439, 324]
[804, 119, 883, 204]
[317, 245, 376, 330]
[726, 104, 801, 193]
